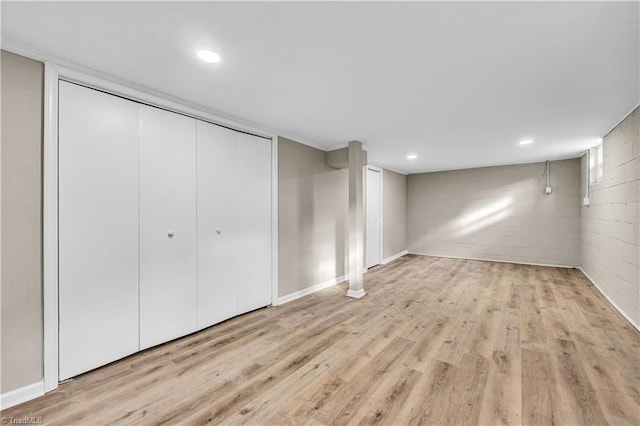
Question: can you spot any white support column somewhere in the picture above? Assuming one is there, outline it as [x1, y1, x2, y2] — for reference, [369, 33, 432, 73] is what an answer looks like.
[346, 141, 366, 298]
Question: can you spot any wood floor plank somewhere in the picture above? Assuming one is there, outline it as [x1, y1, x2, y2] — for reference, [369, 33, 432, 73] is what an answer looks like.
[404, 315, 454, 373]
[520, 306, 547, 351]
[595, 389, 640, 425]
[478, 363, 522, 426]
[266, 375, 345, 426]
[347, 367, 421, 426]
[547, 338, 609, 425]
[396, 353, 490, 425]
[433, 314, 477, 367]
[2, 255, 638, 425]
[220, 342, 344, 425]
[312, 336, 414, 425]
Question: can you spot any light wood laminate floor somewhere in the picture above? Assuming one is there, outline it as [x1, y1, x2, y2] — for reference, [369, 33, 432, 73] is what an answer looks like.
[3, 255, 639, 425]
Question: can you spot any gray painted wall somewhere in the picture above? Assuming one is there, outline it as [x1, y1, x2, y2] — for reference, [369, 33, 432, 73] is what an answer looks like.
[1, 50, 44, 393]
[580, 106, 639, 327]
[383, 169, 407, 259]
[278, 137, 409, 298]
[278, 137, 349, 297]
[407, 159, 581, 266]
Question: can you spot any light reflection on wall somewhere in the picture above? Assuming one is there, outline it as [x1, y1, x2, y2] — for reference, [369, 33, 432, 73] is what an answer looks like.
[454, 197, 513, 237]
[318, 257, 337, 281]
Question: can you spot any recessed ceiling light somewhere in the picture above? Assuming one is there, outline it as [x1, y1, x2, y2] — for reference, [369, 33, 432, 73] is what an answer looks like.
[407, 154, 417, 159]
[519, 139, 534, 145]
[197, 50, 221, 64]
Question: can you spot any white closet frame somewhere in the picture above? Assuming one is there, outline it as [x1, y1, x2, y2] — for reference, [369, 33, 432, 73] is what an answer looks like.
[365, 165, 384, 267]
[43, 63, 279, 393]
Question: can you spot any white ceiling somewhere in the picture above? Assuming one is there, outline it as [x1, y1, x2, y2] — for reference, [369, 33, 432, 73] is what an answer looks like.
[2, 1, 638, 174]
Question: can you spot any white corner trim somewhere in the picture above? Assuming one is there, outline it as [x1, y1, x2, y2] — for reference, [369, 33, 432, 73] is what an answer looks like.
[276, 274, 347, 306]
[382, 250, 408, 265]
[0, 381, 44, 410]
[346, 288, 367, 299]
[271, 136, 279, 308]
[578, 267, 640, 332]
[408, 251, 576, 269]
[43, 62, 60, 393]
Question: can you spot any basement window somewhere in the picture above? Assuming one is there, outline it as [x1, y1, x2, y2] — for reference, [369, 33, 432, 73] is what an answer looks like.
[590, 142, 604, 184]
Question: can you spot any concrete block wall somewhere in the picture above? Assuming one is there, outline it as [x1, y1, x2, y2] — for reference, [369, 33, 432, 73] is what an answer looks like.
[581, 106, 639, 327]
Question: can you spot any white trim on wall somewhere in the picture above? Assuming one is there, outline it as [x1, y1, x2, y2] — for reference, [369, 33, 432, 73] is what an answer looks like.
[43, 63, 279, 398]
[0, 381, 44, 410]
[277, 265, 380, 306]
[43, 63, 59, 393]
[578, 267, 640, 331]
[277, 274, 348, 305]
[271, 137, 280, 307]
[382, 250, 408, 265]
[55, 69, 273, 140]
[408, 252, 576, 269]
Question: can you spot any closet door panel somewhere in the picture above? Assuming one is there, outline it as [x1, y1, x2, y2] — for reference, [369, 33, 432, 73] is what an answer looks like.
[236, 133, 272, 313]
[366, 168, 382, 268]
[196, 121, 238, 329]
[139, 106, 197, 349]
[58, 82, 139, 380]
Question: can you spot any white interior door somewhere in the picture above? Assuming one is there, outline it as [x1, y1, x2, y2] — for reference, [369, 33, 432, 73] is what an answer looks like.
[139, 105, 197, 349]
[196, 121, 239, 329]
[366, 168, 382, 268]
[58, 82, 140, 380]
[236, 132, 272, 313]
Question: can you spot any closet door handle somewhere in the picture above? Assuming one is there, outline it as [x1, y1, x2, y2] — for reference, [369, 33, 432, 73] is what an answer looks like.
[216, 228, 222, 235]
[168, 231, 174, 238]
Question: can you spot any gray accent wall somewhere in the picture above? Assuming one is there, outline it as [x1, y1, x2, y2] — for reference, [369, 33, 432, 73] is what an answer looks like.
[407, 159, 581, 266]
[580, 106, 639, 327]
[383, 169, 407, 259]
[1, 50, 44, 393]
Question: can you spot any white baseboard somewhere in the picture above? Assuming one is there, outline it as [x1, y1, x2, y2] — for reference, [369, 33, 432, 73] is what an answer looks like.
[346, 288, 366, 299]
[0, 380, 44, 410]
[578, 267, 640, 332]
[276, 252, 409, 306]
[408, 251, 575, 269]
[276, 274, 347, 305]
[381, 250, 408, 265]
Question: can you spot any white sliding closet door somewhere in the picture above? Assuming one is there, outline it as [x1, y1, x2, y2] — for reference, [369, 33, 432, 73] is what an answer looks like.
[196, 121, 239, 329]
[58, 82, 140, 380]
[236, 132, 272, 313]
[139, 106, 197, 349]
[197, 123, 272, 327]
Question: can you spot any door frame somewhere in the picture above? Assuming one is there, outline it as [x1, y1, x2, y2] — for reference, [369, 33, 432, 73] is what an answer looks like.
[365, 165, 384, 268]
[43, 63, 279, 392]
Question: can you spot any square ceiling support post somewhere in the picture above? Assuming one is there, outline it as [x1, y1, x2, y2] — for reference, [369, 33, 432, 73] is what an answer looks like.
[346, 140, 366, 299]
